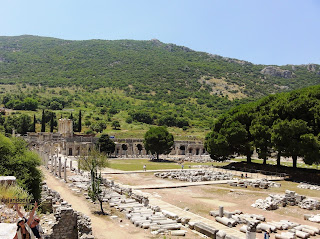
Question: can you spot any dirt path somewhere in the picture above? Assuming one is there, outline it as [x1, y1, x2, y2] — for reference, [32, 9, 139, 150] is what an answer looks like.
[42, 168, 151, 239]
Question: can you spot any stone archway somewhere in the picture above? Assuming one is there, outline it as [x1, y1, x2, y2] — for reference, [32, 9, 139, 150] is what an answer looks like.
[179, 145, 186, 155]
[122, 144, 128, 156]
[137, 144, 143, 155]
[196, 148, 200, 155]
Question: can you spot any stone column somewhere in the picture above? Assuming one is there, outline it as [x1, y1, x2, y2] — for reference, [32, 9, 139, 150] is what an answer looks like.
[54, 156, 57, 175]
[64, 157, 67, 182]
[219, 206, 224, 217]
[50, 156, 53, 172]
[78, 157, 81, 173]
[58, 157, 61, 178]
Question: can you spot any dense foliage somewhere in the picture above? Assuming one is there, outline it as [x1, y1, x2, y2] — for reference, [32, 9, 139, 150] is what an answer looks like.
[0, 134, 42, 200]
[205, 85, 320, 168]
[97, 134, 115, 156]
[143, 126, 174, 160]
[0, 35, 320, 128]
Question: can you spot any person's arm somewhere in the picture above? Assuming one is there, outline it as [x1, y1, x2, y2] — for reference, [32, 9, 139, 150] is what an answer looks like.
[27, 202, 38, 226]
[14, 204, 24, 218]
[13, 232, 18, 239]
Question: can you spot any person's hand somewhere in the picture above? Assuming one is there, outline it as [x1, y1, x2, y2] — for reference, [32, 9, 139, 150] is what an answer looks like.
[14, 203, 18, 210]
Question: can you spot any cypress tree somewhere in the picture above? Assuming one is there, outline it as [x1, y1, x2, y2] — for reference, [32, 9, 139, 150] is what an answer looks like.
[50, 112, 54, 133]
[33, 114, 36, 132]
[41, 109, 45, 132]
[78, 110, 82, 132]
[70, 113, 73, 120]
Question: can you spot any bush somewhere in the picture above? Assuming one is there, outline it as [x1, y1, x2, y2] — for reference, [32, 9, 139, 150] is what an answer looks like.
[0, 135, 42, 200]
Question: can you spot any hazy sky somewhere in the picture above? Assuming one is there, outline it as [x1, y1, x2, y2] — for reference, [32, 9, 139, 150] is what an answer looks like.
[1, 0, 319, 65]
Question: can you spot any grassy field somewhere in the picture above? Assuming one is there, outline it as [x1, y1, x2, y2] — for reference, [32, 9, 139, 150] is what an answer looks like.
[106, 158, 229, 171]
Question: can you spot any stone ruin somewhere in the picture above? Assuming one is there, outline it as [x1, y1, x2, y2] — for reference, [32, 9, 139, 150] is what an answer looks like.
[0, 176, 16, 186]
[304, 214, 320, 223]
[65, 170, 245, 238]
[251, 190, 320, 211]
[210, 207, 320, 239]
[40, 183, 93, 239]
[175, 156, 213, 163]
[228, 178, 281, 189]
[298, 183, 320, 191]
[154, 170, 234, 182]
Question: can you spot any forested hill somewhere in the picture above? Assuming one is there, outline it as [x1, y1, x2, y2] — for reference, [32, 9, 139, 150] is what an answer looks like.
[1, 35, 320, 100]
[0, 35, 320, 128]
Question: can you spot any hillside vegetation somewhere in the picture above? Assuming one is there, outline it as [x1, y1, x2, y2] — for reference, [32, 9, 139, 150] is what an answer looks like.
[0, 35, 320, 133]
[205, 85, 320, 168]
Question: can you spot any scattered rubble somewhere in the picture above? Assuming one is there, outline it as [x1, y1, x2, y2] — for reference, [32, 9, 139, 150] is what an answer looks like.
[304, 214, 320, 223]
[154, 170, 234, 182]
[298, 183, 320, 191]
[251, 190, 320, 211]
[210, 207, 320, 238]
[228, 178, 281, 189]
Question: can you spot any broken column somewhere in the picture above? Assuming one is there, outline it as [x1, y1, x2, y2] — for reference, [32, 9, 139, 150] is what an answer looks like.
[246, 221, 258, 239]
[58, 157, 62, 178]
[64, 157, 67, 182]
[219, 206, 224, 217]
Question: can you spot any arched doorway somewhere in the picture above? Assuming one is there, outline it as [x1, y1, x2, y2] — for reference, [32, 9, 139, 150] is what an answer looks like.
[137, 144, 143, 155]
[179, 145, 185, 155]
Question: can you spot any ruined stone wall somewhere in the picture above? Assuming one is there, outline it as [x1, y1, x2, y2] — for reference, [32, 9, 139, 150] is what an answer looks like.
[41, 183, 93, 239]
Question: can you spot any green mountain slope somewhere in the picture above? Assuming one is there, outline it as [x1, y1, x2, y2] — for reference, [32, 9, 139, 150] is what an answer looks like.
[0, 35, 320, 128]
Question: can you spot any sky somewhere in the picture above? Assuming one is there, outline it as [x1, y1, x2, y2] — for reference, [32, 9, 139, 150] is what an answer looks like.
[0, 0, 319, 65]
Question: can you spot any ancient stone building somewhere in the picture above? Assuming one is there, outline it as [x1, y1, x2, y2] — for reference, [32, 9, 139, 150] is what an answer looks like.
[26, 119, 207, 158]
[113, 138, 207, 157]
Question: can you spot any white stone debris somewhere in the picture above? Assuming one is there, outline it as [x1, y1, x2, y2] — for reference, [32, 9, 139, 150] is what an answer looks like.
[306, 214, 320, 223]
[229, 178, 281, 189]
[154, 170, 234, 182]
[251, 190, 320, 211]
[298, 183, 320, 191]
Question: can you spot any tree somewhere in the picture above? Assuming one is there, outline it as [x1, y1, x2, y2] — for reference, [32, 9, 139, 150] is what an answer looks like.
[250, 114, 273, 165]
[41, 109, 45, 132]
[17, 114, 32, 135]
[78, 150, 108, 214]
[205, 130, 230, 161]
[78, 110, 82, 132]
[49, 101, 63, 110]
[0, 134, 42, 200]
[143, 126, 174, 160]
[32, 115, 36, 132]
[23, 97, 38, 111]
[50, 112, 54, 132]
[272, 119, 310, 168]
[97, 134, 115, 156]
[112, 120, 120, 130]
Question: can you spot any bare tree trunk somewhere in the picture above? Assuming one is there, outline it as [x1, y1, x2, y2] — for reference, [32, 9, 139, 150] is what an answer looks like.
[263, 156, 267, 165]
[277, 152, 281, 167]
[99, 200, 104, 214]
[292, 155, 297, 169]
